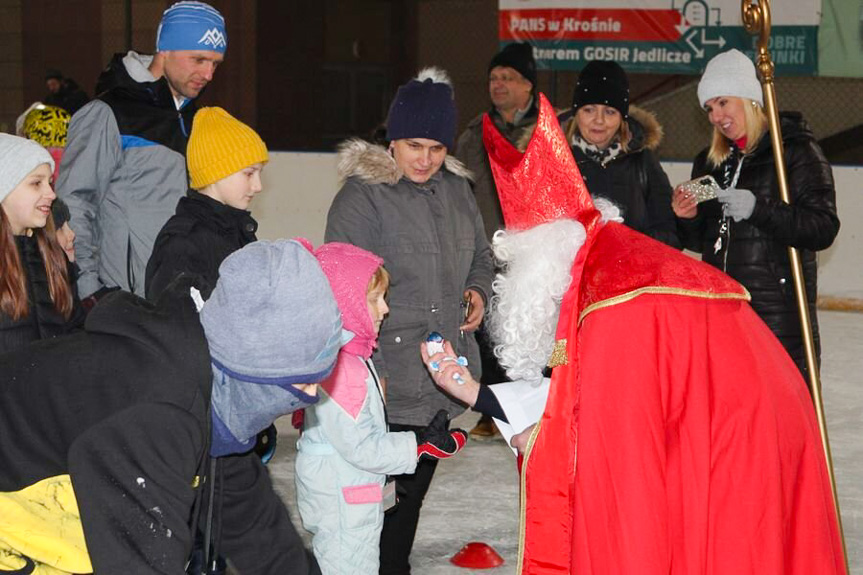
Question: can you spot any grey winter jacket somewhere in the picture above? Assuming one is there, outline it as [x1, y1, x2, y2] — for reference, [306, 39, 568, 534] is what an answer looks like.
[325, 139, 494, 425]
[57, 52, 196, 298]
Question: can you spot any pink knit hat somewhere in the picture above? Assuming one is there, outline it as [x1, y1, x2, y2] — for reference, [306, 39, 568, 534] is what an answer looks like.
[310, 241, 384, 359]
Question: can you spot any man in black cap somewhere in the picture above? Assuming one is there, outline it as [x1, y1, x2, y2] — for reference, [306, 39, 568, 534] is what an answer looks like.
[455, 42, 538, 438]
[457, 42, 538, 243]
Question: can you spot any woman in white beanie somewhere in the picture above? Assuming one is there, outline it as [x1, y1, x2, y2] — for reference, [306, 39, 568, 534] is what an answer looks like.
[672, 49, 838, 377]
[0, 134, 82, 353]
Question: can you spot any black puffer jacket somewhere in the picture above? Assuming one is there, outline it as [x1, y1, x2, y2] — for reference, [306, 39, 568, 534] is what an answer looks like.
[541, 106, 681, 248]
[0, 235, 83, 353]
[679, 112, 839, 373]
[145, 190, 258, 301]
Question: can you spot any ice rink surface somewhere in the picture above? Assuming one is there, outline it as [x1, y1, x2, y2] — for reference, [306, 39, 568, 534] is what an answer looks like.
[270, 310, 862, 574]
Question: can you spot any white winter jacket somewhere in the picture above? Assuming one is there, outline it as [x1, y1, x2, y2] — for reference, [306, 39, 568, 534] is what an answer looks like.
[295, 354, 417, 574]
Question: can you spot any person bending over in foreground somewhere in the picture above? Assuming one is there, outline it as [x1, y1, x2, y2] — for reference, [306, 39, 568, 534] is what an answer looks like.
[0, 239, 342, 574]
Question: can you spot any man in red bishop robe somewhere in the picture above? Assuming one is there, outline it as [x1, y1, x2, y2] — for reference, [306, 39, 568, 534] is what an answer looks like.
[422, 93, 846, 575]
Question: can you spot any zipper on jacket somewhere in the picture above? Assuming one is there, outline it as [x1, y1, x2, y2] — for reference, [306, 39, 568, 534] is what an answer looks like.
[126, 235, 136, 293]
[178, 111, 189, 137]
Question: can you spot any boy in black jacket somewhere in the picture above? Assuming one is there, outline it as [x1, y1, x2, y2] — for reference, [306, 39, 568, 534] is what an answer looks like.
[146, 106, 267, 301]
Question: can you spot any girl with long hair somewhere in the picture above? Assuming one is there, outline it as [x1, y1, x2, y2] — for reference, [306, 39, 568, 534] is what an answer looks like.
[0, 134, 82, 352]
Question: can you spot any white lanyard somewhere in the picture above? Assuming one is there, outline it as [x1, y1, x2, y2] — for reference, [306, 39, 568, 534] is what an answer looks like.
[729, 155, 745, 189]
[714, 154, 746, 265]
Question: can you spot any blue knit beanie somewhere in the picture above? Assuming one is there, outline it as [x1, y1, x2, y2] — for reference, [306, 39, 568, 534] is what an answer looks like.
[386, 67, 456, 149]
[156, 1, 227, 54]
[200, 239, 343, 385]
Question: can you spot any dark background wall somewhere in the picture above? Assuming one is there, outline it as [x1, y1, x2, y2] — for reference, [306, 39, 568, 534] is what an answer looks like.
[1, 0, 861, 162]
[256, 1, 418, 150]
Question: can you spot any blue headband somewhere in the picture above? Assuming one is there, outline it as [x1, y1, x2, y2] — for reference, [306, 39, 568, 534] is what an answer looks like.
[156, 1, 227, 54]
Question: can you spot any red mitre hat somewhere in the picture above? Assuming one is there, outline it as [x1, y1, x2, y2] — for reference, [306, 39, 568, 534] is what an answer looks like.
[482, 93, 600, 235]
[484, 93, 604, 341]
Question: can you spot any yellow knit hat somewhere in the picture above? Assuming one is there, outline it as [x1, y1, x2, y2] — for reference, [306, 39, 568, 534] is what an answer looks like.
[187, 107, 268, 190]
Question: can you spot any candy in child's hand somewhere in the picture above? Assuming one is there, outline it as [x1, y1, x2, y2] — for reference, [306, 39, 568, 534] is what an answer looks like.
[426, 332, 445, 356]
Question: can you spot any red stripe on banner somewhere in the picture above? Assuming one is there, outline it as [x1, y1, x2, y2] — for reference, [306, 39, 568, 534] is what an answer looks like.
[499, 8, 684, 42]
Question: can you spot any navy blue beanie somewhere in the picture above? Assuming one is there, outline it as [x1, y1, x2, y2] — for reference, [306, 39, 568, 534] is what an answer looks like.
[386, 67, 456, 149]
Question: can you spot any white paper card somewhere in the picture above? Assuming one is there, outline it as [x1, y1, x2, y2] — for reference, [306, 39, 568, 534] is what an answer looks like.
[489, 377, 551, 456]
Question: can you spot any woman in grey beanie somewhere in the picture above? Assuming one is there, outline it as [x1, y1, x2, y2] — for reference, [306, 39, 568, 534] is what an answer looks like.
[0, 134, 83, 353]
[672, 49, 839, 377]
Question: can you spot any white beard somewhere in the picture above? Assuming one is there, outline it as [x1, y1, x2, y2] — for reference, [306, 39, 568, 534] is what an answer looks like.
[489, 198, 623, 384]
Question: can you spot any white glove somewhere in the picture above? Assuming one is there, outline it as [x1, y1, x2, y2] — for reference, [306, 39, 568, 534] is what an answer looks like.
[716, 187, 756, 222]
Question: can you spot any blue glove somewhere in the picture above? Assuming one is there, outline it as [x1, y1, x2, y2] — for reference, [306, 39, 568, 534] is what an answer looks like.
[716, 188, 756, 222]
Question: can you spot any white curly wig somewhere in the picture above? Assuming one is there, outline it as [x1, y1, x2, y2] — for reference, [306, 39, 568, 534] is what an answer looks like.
[488, 198, 622, 384]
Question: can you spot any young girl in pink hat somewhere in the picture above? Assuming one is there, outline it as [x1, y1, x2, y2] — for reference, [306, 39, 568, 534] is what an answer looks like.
[295, 241, 467, 575]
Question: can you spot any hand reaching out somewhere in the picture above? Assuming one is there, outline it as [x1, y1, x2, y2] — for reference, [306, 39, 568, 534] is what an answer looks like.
[415, 409, 468, 461]
[420, 339, 480, 407]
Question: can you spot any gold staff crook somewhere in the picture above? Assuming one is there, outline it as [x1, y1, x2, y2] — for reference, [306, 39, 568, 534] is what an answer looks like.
[741, 0, 848, 570]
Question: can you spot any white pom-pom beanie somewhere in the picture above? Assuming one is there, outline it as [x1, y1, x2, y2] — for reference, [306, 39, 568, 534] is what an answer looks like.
[697, 49, 763, 108]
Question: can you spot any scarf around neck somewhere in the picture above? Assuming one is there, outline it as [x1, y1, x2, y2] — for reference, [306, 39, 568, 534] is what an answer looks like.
[572, 134, 622, 167]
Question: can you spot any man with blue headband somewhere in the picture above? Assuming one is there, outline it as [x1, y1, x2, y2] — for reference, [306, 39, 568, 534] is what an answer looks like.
[56, 1, 228, 303]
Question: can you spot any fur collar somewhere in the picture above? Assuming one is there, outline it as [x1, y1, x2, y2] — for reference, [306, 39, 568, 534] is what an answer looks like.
[628, 105, 663, 151]
[337, 138, 473, 185]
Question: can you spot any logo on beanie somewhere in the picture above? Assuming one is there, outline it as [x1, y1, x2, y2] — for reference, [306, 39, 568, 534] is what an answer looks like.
[199, 28, 226, 49]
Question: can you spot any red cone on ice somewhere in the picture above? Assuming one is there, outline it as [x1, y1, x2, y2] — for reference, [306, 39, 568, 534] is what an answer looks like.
[450, 541, 505, 569]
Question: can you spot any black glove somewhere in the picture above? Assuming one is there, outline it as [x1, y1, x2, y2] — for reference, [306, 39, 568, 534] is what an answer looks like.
[415, 409, 468, 461]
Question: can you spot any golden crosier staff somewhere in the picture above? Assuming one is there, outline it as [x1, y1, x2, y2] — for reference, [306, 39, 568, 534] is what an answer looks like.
[740, 0, 848, 569]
